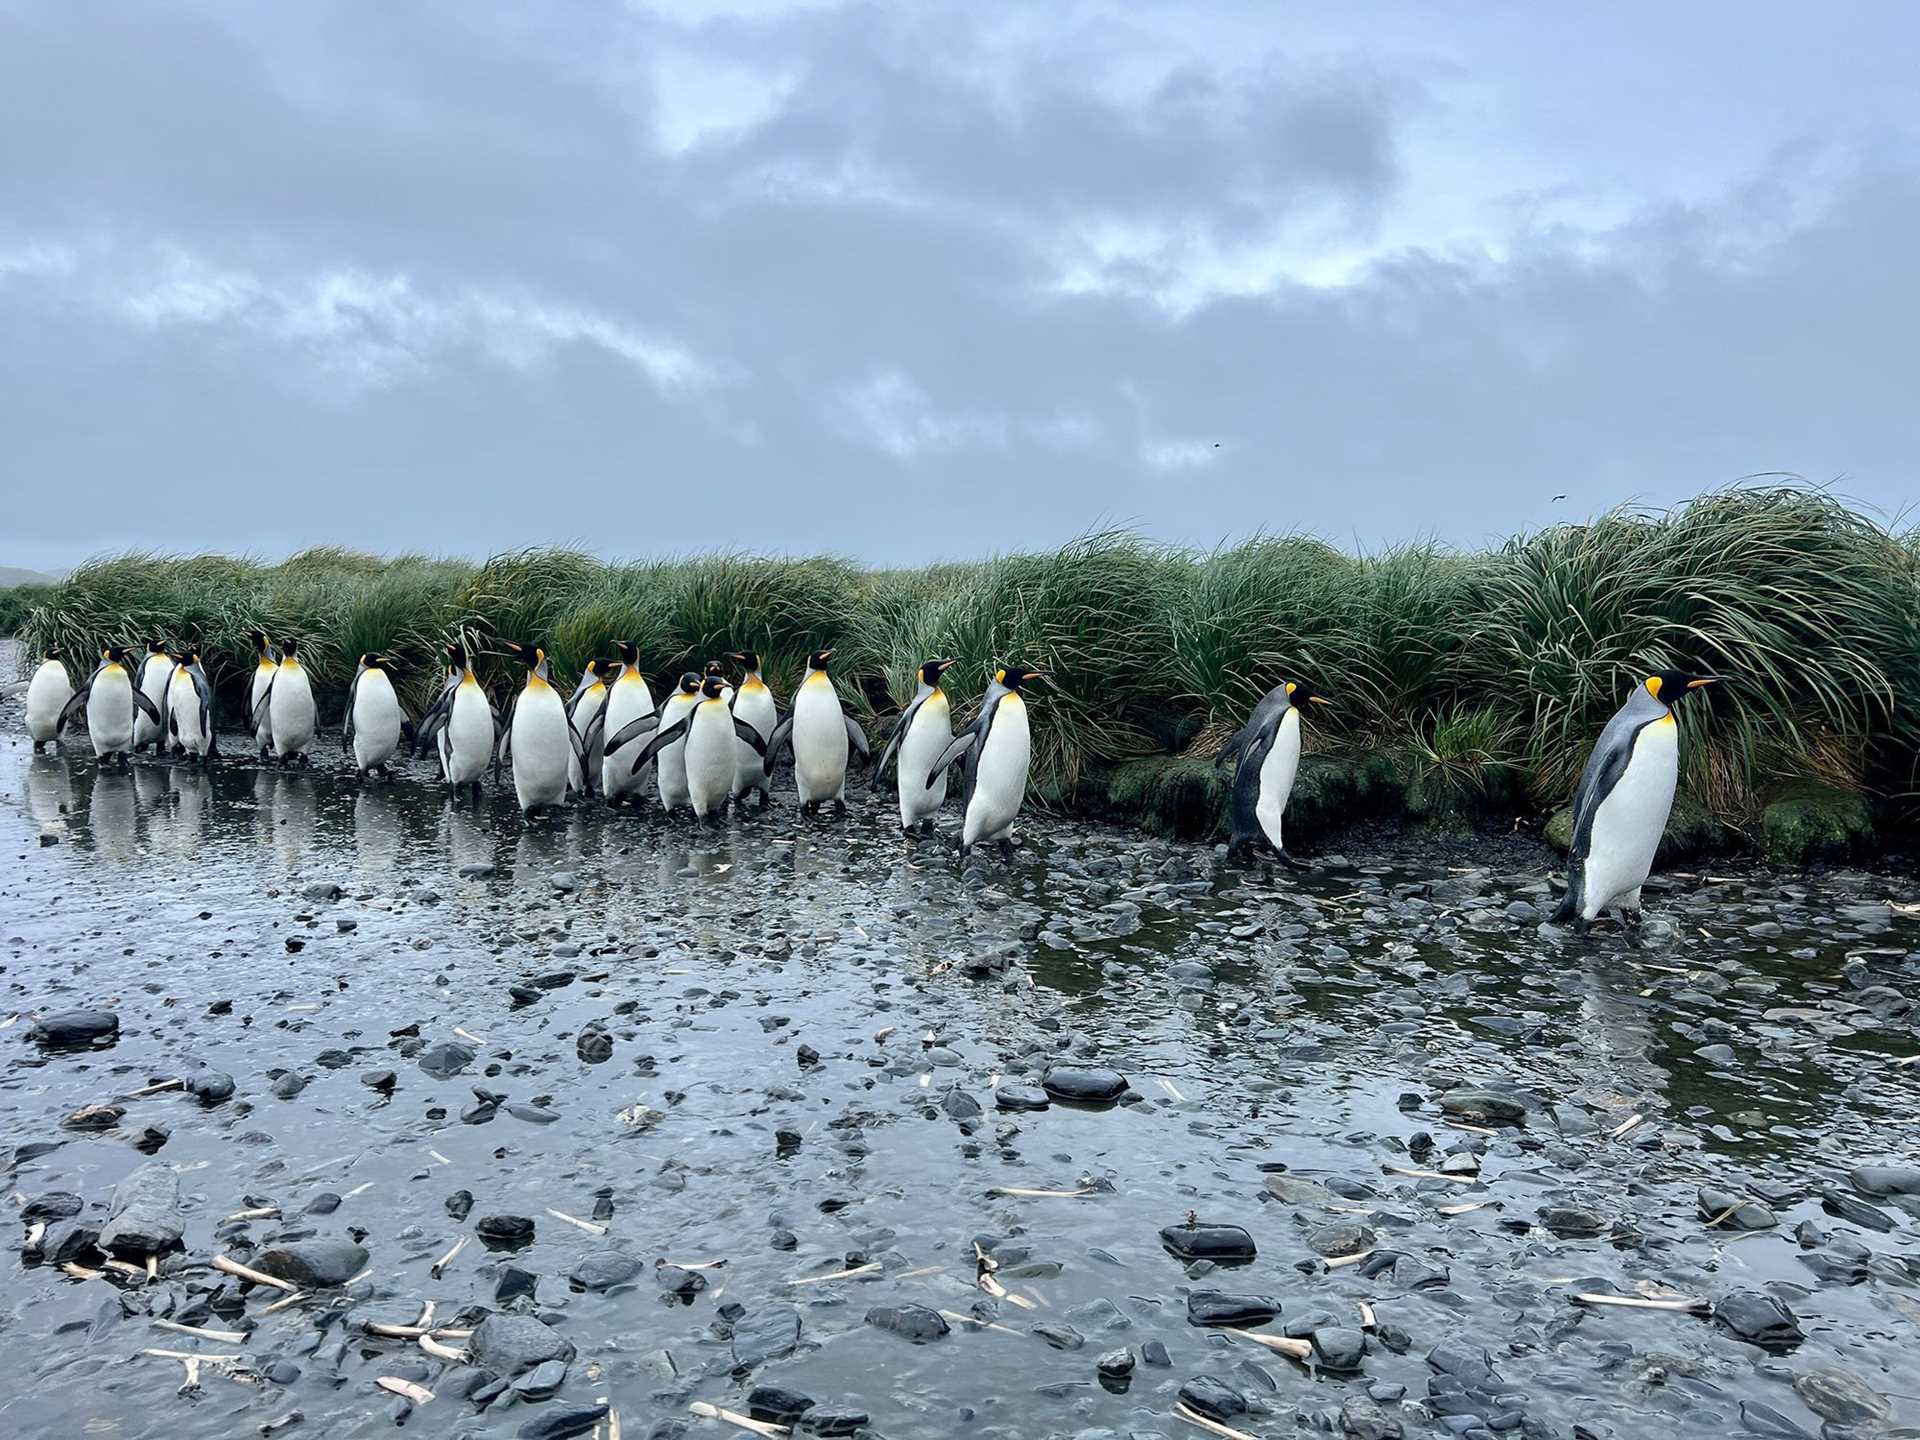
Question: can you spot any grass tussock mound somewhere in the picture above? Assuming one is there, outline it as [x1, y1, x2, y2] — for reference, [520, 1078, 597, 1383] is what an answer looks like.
[10, 486, 1917, 827]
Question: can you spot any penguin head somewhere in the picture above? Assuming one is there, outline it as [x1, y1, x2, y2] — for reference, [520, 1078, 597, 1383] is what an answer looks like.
[589, 657, 615, 681]
[703, 659, 727, 680]
[615, 640, 638, 667]
[729, 649, 761, 673]
[919, 658, 958, 688]
[446, 641, 468, 671]
[700, 675, 728, 701]
[281, 638, 301, 660]
[678, 672, 702, 695]
[147, 639, 170, 656]
[42, 645, 61, 660]
[106, 644, 135, 668]
[806, 648, 835, 672]
[1646, 671, 1719, 705]
[359, 652, 385, 669]
[247, 628, 271, 654]
[998, 664, 1046, 693]
[1285, 681, 1331, 710]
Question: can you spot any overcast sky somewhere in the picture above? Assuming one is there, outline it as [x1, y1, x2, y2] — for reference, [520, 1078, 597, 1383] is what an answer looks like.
[3, 1, 1916, 571]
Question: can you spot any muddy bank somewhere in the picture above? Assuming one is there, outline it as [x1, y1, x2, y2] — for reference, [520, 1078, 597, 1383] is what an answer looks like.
[3, 718, 1920, 1440]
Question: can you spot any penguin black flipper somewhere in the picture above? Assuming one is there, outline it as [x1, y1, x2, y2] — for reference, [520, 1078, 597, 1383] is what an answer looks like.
[731, 716, 769, 757]
[630, 718, 691, 775]
[132, 683, 162, 727]
[249, 672, 276, 734]
[925, 717, 987, 792]
[763, 717, 795, 775]
[343, 667, 364, 753]
[58, 675, 95, 731]
[872, 696, 925, 788]
[843, 712, 871, 764]
[580, 707, 607, 753]
[602, 712, 661, 758]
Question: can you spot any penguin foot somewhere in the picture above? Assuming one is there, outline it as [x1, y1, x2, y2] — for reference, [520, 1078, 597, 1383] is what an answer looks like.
[997, 837, 1017, 861]
[833, 799, 848, 819]
[1276, 849, 1313, 872]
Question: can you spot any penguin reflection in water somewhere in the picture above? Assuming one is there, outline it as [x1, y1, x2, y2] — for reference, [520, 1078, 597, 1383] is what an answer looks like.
[926, 664, 1045, 864]
[1554, 670, 1719, 933]
[620, 675, 769, 823]
[1217, 680, 1329, 869]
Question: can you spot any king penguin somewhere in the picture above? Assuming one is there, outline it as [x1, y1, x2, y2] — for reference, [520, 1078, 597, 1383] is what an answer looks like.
[627, 674, 769, 822]
[344, 653, 405, 776]
[59, 646, 162, 763]
[497, 641, 576, 816]
[565, 658, 613, 799]
[267, 638, 318, 763]
[649, 673, 704, 814]
[246, 629, 278, 757]
[764, 649, 869, 815]
[440, 642, 498, 799]
[599, 641, 656, 806]
[135, 641, 174, 752]
[727, 650, 779, 806]
[157, 649, 219, 763]
[1217, 680, 1329, 869]
[25, 647, 74, 751]
[925, 664, 1044, 862]
[1553, 671, 1719, 931]
[873, 657, 959, 831]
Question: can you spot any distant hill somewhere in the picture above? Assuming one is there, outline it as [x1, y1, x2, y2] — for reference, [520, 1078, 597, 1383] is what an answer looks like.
[0, 567, 61, 588]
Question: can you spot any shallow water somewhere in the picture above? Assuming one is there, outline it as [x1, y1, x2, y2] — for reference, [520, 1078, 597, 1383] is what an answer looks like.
[3, 707, 1918, 1440]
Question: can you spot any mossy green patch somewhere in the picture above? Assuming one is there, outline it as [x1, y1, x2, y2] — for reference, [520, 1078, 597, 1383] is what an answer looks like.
[1760, 782, 1873, 866]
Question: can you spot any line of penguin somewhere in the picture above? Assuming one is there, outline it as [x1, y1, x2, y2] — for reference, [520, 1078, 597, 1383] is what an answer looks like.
[19, 636, 1723, 918]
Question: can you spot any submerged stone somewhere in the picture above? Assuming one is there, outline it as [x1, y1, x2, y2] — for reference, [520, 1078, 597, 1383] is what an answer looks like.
[471, 1313, 574, 1376]
[1712, 1291, 1804, 1351]
[1698, 1187, 1777, 1230]
[417, 1042, 475, 1080]
[747, 1387, 815, 1425]
[517, 1405, 606, 1440]
[570, 1250, 644, 1291]
[1178, 1375, 1250, 1421]
[29, 1010, 119, 1049]
[864, 1304, 949, 1343]
[1792, 1368, 1891, 1426]
[1187, 1292, 1283, 1328]
[1848, 1165, 1920, 1197]
[254, 1240, 368, 1288]
[97, 1162, 183, 1255]
[730, 1306, 802, 1368]
[994, 1084, 1051, 1111]
[1438, 1088, 1527, 1124]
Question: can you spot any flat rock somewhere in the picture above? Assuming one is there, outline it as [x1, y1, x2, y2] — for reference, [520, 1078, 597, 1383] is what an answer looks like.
[1178, 1375, 1250, 1422]
[1187, 1292, 1283, 1328]
[253, 1239, 369, 1288]
[97, 1162, 183, 1255]
[799, 1408, 869, 1437]
[1308, 1221, 1376, 1257]
[1040, 1065, 1128, 1104]
[417, 1042, 475, 1080]
[994, 1083, 1051, 1111]
[1311, 1326, 1365, 1370]
[1438, 1088, 1527, 1124]
[1699, 1187, 1777, 1230]
[747, 1387, 815, 1425]
[517, 1405, 606, 1440]
[1849, 1165, 1920, 1197]
[1792, 1368, 1891, 1426]
[471, 1313, 575, 1376]
[731, 1306, 802, 1368]
[29, 1010, 119, 1049]
[1160, 1222, 1256, 1264]
[1712, 1291, 1804, 1351]
[477, 1214, 536, 1246]
[1263, 1174, 1334, 1206]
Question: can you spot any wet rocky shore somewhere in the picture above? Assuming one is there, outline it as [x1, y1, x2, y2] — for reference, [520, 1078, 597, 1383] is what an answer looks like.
[3, 719, 1918, 1440]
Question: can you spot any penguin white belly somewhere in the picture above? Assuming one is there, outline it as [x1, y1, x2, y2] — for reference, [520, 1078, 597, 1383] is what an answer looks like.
[685, 703, 737, 816]
[270, 668, 317, 756]
[136, 658, 171, 748]
[1580, 719, 1678, 920]
[963, 698, 1031, 846]
[655, 695, 698, 809]
[87, 668, 135, 756]
[446, 684, 493, 785]
[732, 684, 778, 796]
[510, 685, 571, 811]
[793, 678, 849, 803]
[897, 695, 953, 827]
[601, 678, 656, 799]
[352, 673, 403, 770]
[1254, 709, 1302, 851]
[251, 666, 277, 747]
[26, 662, 72, 742]
[168, 671, 209, 756]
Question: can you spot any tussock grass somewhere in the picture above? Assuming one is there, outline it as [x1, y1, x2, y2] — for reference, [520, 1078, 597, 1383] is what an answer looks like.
[16, 487, 1918, 820]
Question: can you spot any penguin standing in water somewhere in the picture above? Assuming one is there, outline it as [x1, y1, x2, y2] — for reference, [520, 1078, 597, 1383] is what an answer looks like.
[727, 650, 778, 807]
[266, 638, 317, 762]
[925, 665, 1044, 862]
[157, 650, 219, 763]
[565, 658, 614, 799]
[59, 646, 162, 762]
[626, 674, 769, 822]
[497, 641, 576, 815]
[428, 642, 497, 799]
[765, 650, 869, 814]
[599, 642, 656, 806]
[246, 630, 278, 756]
[1216, 680, 1328, 868]
[135, 641, 173, 752]
[873, 658, 958, 831]
[1553, 671, 1720, 932]
[26, 647, 73, 751]
[643, 673, 703, 814]
[344, 654, 405, 776]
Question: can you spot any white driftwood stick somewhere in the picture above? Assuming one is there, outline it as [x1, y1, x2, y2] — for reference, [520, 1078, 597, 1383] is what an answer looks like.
[431, 1235, 468, 1278]
[1222, 1326, 1312, 1360]
[547, 1207, 609, 1235]
[144, 1347, 243, 1363]
[419, 1332, 468, 1362]
[154, 1319, 249, 1344]
[1324, 1250, 1374, 1269]
[938, 1308, 1021, 1336]
[988, 1186, 1093, 1198]
[1571, 1292, 1707, 1313]
[688, 1400, 788, 1436]
[1172, 1402, 1262, 1440]
[224, 1207, 280, 1222]
[126, 1079, 184, 1098]
[214, 1254, 297, 1292]
[786, 1261, 880, 1285]
[377, 1376, 434, 1405]
[259, 1290, 309, 1315]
